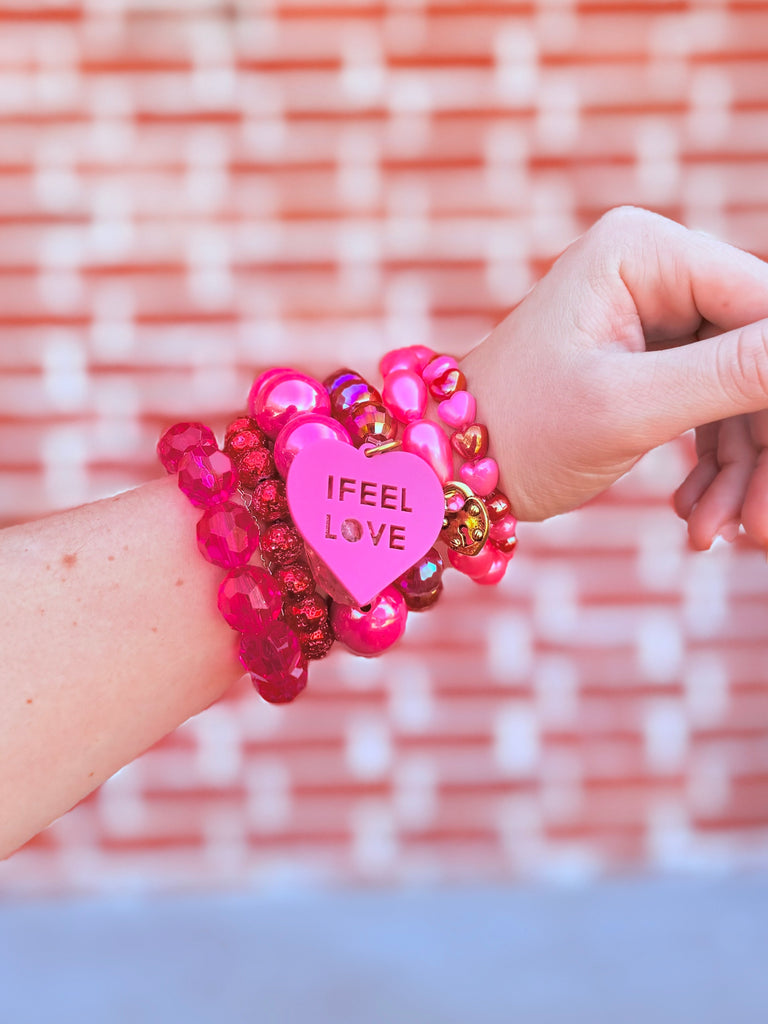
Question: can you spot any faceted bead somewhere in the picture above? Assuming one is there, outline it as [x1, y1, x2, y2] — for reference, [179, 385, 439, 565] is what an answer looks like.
[343, 403, 397, 447]
[429, 367, 467, 401]
[246, 368, 294, 418]
[240, 621, 308, 704]
[394, 546, 444, 611]
[260, 520, 306, 566]
[474, 548, 509, 585]
[448, 543, 496, 580]
[401, 419, 454, 484]
[273, 561, 315, 599]
[403, 582, 443, 610]
[381, 369, 427, 423]
[330, 586, 408, 657]
[177, 449, 238, 508]
[489, 513, 517, 554]
[157, 422, 217, 474]
[299, 622, 335, 660]
[323, 368, 363, 396]
[451, 424, 489, 461]
[331, 379, 382, 417]
[422, 354, 458, 386]
[217, 565, 283, 632]
[250, 477, 289, 523]
[284, 592, 329, 633]
[273, 413, 351, 478]
[197, 502, 260, 568]
[485, 490, 512, 523]
[379, 345, 435, 378]
[250, 371, 331, 440]
[237, 446, 275, 489]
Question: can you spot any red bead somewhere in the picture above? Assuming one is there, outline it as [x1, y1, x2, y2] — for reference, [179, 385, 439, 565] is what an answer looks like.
[250, 477, 289, 523]
[260, 520, 305, 566]
[331, 379, 382, 416]
[489, 513, 517, 554]
[323, 368, 363, 395]
[196, 502, 260, 568]
[474, 549, 508, 585]
[403, 583, 443, 610]
[237, 447, 275, 489]
[157, 422, 217, 474]
[394, 547, 444, 611]
[486, 490, 512, 523]
[429, 367, 466, 401]
[177, 449, 238, 508]
[217, 565, 283, 632]
[225, 427, 268, 459]
[284, 592, 329, 633]
[240, 622, 308, 704]
[225, 417, 265, 446]
[299, 623, 335, 660]
[273, 561, 315, 598]
[451, 424, 489, 461]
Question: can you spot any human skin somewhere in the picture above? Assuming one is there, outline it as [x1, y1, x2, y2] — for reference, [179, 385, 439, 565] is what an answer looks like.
[3, 206, 768, 857]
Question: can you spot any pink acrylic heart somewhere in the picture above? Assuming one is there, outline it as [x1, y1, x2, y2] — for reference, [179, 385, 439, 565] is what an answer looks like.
[459, 456, 499, 497]
[286, 438, 446, 608]
[438, 390, 476, 429]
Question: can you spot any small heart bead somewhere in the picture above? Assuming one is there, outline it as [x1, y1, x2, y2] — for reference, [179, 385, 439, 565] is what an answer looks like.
[429, 367, 466, 401]
[459, 456, 499, 497]
[422, 354, 458, 386]
[451, 423, 488, 461]
[438, 390, 476, 429]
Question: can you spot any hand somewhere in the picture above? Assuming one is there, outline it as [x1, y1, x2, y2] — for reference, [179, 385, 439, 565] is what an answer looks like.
[461, 206, 768, 550]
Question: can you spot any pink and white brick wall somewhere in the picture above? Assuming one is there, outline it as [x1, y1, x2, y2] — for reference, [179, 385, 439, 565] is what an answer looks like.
[2, 0, 768, 893]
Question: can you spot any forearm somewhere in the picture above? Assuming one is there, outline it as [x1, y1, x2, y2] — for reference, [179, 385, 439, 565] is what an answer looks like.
[0, 476, 242, 858]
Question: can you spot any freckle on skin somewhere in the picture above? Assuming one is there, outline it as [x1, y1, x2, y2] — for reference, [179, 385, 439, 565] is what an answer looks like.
[151, 627, 158, 633]
[62, 553, 77, 568]
[108, 555, 115, 562]
[26, 699, 33, 705]
[176, 578, 184, 587]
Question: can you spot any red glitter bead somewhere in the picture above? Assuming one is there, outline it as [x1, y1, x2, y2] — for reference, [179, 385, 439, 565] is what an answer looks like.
[250, 477, 289, 523]
[225, 416, 263, 444]
[273, 562, 315, 598]
[240, 621, 308, 704]
[177, 449, 238, 508]
[217, 565, 283, 632]
[237, 447, 275, 489]
[196, 501, 260, 568]
[225, 428, 268, 460]
[299, 623, 335, 660]
[284, 592, 329, 633]
[157, 422, 217, 474]
[260, 520, 305, 566]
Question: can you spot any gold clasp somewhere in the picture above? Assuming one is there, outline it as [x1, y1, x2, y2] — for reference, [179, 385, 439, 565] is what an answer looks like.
[440, 480, 489, 556]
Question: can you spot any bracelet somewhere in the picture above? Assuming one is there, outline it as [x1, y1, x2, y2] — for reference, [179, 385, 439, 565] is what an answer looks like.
[156, 345, 517, 704]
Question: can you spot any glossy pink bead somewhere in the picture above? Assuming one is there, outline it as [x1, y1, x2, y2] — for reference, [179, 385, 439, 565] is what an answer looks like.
[379, 345, 435, 378]
[489, 513, 518, 555]
[438, 390, 476, 429]
[330, 586, 408, 657]
[196, 501, 260, 568]
[250, 371, 331, 440]
[217, 565, 283, 632]
[246, 368, 294, 417]
[157, 422, 217, 474]
[177, 448, 238, 508]
[459, 456, 499, 497]
[240, 621, 308, 704]
[474, 548, 508, 585]
[422, 354, 458, 387]
[401, 419, 454, 484]
[448, 543, 496, 579]
[382, 369, 427, 423]
[273, 413, 351, 478]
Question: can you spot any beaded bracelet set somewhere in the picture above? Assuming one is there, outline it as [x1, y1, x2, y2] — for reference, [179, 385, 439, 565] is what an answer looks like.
[157, 345, 517, 704]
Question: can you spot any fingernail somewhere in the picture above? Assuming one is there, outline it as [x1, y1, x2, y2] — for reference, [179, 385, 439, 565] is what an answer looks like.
[716, 520, 740, 544]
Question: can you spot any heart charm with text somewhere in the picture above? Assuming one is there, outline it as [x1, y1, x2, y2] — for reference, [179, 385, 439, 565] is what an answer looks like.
[286, 438, 446, 608]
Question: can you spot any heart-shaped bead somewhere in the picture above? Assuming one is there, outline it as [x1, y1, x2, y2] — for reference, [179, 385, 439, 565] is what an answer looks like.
[422, 354, 458, 386]
[429, 368, 466, 401]
[459, 456, 499, 497]
[438, 390, 476, 429]
[451, 423, 488, 461]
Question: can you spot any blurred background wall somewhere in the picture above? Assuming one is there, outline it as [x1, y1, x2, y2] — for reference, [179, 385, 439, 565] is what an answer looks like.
[1, 0, 768, 896]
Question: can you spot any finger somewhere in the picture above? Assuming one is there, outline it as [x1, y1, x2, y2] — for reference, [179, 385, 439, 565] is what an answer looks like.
[673, 450, 718, 519]
[741, 450, 768, 547]
[685, 416, 756, 549]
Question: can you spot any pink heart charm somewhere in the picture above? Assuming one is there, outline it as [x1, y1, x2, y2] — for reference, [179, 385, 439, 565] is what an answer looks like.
[459, 456, 499, 497]
[286, 438, 445, 608]
[438, 390, 476, 429]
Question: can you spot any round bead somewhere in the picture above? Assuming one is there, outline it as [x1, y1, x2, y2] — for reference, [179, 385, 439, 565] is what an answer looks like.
[273, 561, 315, 599]
[330, 586, 408, 657]
[237, 446, 276, 489]
[177, 449, 238, 508]
[474, 549, 509, 585]
[379, 345, 435, 378]
[394, 546, 444, 611]
[489, 513, 518, 555]
[381, 369, 428, 424]
[217, 565, 283, 632]
[485, 490, 512, 523]
[225, 416, 259, 444]
[273, 413, 351, 478]
[250, 372, 331, 440]
[239, 621, 308, 704]
[224, 427, 268, 461]
[422, 354, 458, 386]
[402, 583, 443, 610]
[401, 419, 454, 484]
[260, 520, 306, 566]
[250, 477, 289, 523]
[448, 543, 495, 580]
[246, 368, 294, 417]
[331, 379, 383, 417]
[323, 368, 363, 395]
[284, 592, 329, 633]
[344, 403, 397, 447]
[196, 502, 260, 568]
[299, 623, 335, 660]
[157, 422, 217, 474]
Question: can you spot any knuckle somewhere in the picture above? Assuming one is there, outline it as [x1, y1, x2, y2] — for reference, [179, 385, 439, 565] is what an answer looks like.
[720, 321, 768, 406]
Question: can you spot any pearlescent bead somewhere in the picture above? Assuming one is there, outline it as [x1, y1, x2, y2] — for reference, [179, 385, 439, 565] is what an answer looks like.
[401, 418, 454, 484]
[197, 502, 260, 568]
[422, 354, 458, 386]
[459, 456, 499, 497]
[157, 422, 218, 474]
[474, 549, 508, 585]
[240, 621, 308, 704]
[323, 368, 362, 396]
[379, 345, 435, 378]
[489, 513, 518, 554]
[382, 369, 427, 423]
[329, 586, 407, 657]
[217, 565, 283, 632]
[246, 368, 294, 417]
[448, 543, 495, 579]
[331, 379, 382, 416]
[250, 371, 331, 440]
[394, 547, 444, 611]
[177, 448, 238, 508]
[344, 402, 397, 447]
[273, 413, 351, 477]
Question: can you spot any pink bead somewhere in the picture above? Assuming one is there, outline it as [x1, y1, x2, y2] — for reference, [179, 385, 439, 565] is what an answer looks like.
[401, 419, 454, 484]
[438, 390, 476, 429]
[474, 549, 508, 585]
[217, 565, 283, 632]
[422, 354, 458, 386]
[177, 449, 238, 508]
[157, 422, 217, 474]
[240, 621, 308, 704]
[381, 369, 428, 423]
[448, 543, 496, 579]
[250, 372, 331, 440]
[379, 345, 435, 378]
[329, 586, 407, 657]
[246, 368, 294, 417]
[196, 501, 260, 568]
[459, 456, 499, 497]
[489, 514, 518, 554]
[273, 413, 351, 478]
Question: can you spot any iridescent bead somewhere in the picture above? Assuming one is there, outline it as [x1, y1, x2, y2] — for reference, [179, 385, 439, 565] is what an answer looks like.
[250, 371, 331, 440]
[246, 368, 294, 417]
[239, 621, 308, 704]
[448, 543, 495, 580]
[249, 477, 289, 523]
[474, 548, 508, 585]
[196, 502, 260, 568]
[379, 345, 435, 378]
[284, 592, 329, 633]
[273, 413, 351, 478]
[260, 520, 306, 566]
[324, 368, 364, 396]
[157, 422, 217, 474]
[489, 514, 518, 555]
[344, 403, 397, 447]
[177, 449, 238, 508]
[429, 368, 466, 401]
[401, 419, 453, 483]
[273, 561, 315, 599]
[217, 565, 283, 632]
[485, 490, 512, 523]
[422, 354, 458, 386]
[451, 424, 489, 461]
[394, 546, 444, 611]
[381, 369, 427, 424]
[329, 586, 408, 657]
[331, 379, 382, 417]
